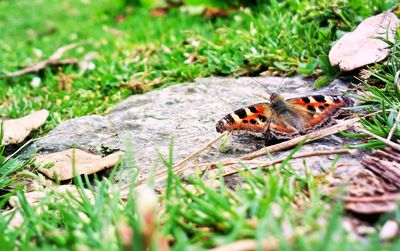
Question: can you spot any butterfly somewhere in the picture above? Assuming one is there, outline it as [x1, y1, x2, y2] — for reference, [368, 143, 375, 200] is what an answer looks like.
[216, 92, 354, 140]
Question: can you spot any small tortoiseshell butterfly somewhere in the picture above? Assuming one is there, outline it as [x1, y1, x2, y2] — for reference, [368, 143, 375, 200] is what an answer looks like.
[216, 92, 353, 140]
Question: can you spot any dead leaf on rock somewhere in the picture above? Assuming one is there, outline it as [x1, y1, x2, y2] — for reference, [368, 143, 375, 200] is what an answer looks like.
[329, 11, 398, 71]
[36, 149, 124, 180]
[1, 110, 49, 145]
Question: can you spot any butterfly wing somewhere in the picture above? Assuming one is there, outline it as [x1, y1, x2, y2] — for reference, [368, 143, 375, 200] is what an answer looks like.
[216, 103, 272, 134]
[216, 95, 354, 140]
[283, 95, 354, 131]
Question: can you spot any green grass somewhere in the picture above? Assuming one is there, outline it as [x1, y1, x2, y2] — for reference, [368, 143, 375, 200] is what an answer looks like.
[1, 0, 400, 250]
[0, 123, 33, 195]
[1, 145, 399, 250]
[343, 33, 400, 149]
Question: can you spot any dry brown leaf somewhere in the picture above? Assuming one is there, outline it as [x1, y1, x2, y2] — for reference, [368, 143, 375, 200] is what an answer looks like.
[329, 11, 398, 71]
[36, 149, 124, 180]
[151, 7, 169, 17]
[1, 110, 49, 145]
[204, 7, 229, 19]
[3, 43, 79, 78]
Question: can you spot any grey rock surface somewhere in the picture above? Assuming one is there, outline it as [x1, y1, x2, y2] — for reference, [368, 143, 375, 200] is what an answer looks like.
[31, 76, 363, 183]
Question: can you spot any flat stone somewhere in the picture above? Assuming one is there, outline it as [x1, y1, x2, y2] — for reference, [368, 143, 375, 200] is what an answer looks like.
[30, 76, 363, 183]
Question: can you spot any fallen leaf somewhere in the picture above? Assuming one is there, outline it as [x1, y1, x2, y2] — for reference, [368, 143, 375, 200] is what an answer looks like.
[204, 7, 229, 19]
[151, 7, 168, 17]
[3, 43, 79, 78]
[1, 110, 49, 145]
[36, 149, 124, 180]
[329, 11, 398, 71]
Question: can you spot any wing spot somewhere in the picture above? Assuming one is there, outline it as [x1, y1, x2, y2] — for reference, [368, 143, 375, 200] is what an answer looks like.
[307, 105, 316, 112]
[332, 96, 341, 103]
[250, 119, 257, 124]
[319, 105, 326, 111]
[243, 119, 248, 123]
[313, 95, 326, 103]
[249, 106, 258, 113]
[235, 108, 247, 119]
[324, 103, 330, 107]
[258, 115, 267, 122]
[225, 114, 235, 124]
[301, 97, 311, 104]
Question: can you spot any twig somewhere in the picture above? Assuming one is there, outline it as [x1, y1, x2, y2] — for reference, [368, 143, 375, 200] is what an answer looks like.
[219, 148, 353, 178]
[355, 126, 400, 152]
[3, 43, 79, 78]
[387, 110, 400, 141]
[120, 132, 228, 198]
[121, 117, 359, 199]
[240, 117, 360, 161]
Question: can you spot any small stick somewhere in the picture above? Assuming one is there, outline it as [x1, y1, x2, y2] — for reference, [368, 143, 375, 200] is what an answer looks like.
[192, 148, 352, 170]
[219, 148, 353, 178]
[240, 117, 360, 161]
[387, 110, 400, 141]
[355, 126, 400, 152]
[120, 132, 228, 197]
[3, 43, 79, 78]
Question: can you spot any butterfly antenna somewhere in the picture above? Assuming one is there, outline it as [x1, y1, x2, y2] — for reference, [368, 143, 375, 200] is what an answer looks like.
[249, 77, 273, 96]
[276, 72, 287, 94]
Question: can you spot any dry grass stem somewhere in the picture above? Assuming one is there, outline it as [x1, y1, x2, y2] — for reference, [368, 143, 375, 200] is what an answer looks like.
[121, 132, 228, 198]
[219, 148, 352, 178]
[355, 126, 400, 152]
[387, 110, 400, 141]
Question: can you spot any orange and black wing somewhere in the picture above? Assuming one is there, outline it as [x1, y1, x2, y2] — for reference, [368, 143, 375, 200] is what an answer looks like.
[216, 103, 272, 134]
[284, 95, 354, 131]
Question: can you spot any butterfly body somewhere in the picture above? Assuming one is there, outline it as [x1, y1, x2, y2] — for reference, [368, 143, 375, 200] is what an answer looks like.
[216, 93, 353, 140]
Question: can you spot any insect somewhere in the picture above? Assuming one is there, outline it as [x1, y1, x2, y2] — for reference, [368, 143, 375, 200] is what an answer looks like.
[216, 91, 354, 141]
